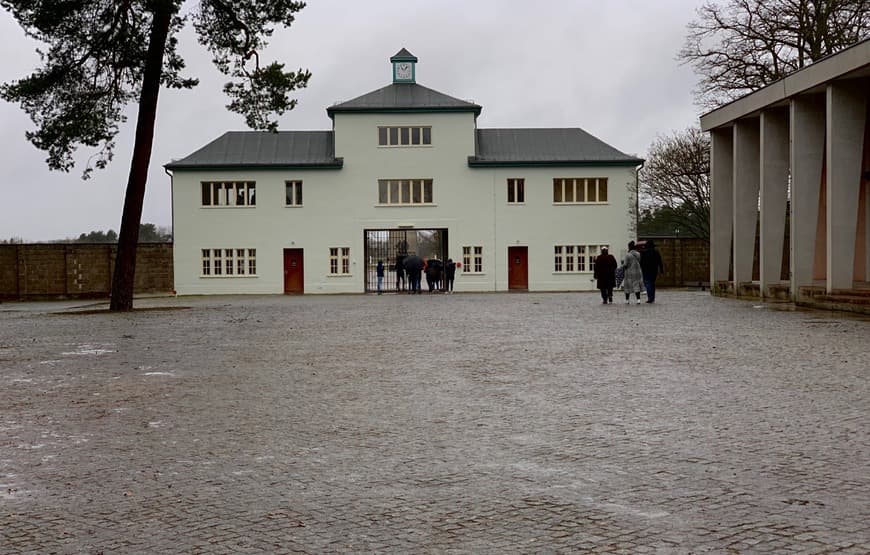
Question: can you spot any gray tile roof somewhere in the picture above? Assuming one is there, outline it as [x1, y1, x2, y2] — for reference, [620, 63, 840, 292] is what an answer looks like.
[327, 83, 482, 117]
[470, 128, 643, 167]
[165, 131, 342, 170]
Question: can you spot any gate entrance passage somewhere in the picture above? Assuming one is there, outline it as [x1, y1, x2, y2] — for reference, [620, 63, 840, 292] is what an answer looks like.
[364, 229, 449, 293]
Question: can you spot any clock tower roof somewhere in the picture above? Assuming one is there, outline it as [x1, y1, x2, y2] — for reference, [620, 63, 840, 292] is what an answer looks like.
[390, 48, 418, 63]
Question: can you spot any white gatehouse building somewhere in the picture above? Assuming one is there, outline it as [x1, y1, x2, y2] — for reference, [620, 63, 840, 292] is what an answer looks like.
[166, 49, 643, 294]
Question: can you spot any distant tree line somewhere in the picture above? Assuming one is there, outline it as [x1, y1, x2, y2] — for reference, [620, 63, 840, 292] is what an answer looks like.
[64, 223, 172, 243]
[0, 223, 172, 244]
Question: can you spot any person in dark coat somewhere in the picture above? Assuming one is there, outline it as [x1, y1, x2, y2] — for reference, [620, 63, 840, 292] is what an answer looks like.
[444, 258, 456, 293]
[640, 240, 664, 303]
[403, 255, 424, 294]
[395, 256, 405, 292]
[376, 260, 385, 295]
[593, 247, 617, 304]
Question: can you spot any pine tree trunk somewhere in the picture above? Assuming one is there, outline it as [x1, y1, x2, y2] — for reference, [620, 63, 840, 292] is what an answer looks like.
[109, 6, 172, 311]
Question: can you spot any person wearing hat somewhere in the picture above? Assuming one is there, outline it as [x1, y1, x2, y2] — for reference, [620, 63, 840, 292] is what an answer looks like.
[593, 246, 618, 304]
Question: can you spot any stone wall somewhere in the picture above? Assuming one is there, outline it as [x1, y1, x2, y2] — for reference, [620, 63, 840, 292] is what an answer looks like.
[0, 243, 173, 301]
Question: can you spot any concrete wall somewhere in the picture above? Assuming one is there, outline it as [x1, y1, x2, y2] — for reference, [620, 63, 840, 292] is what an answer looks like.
[0, 243, 173, 300]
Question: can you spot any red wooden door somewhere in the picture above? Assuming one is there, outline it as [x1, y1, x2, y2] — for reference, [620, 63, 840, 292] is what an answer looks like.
[508, 246, 528, 290]
[283, 249, 304, 294]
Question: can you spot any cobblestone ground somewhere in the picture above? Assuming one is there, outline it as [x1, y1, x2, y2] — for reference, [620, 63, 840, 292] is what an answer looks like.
[0, 290, 868, 554]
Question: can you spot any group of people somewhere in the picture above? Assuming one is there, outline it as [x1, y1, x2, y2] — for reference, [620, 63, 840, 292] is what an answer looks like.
[593, 240, 664, 304]
[375, 256, 457, 294]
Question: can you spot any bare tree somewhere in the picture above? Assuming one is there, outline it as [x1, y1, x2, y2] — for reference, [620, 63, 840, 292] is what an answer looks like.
[680, 0, 870, 108]
[640, 127, 710, 240]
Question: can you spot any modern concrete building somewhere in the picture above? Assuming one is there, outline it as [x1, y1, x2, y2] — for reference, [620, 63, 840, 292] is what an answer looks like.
[700, 39, 870, 311]
[166, 49, 642, 295]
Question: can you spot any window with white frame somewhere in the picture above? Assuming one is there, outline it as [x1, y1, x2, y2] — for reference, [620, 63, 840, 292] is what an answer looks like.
[552, 178, 608, 204]
[377, 126, 432, 146]
[201, 248, 257, 276]
[462, 246, 483, 273]
[329, 247, 350, 275]
[201, 181, 256, 206]
[377, 179, 434, 205]
[507, 178, 525, 204]
[554, 244, 608, 273]
[285, 180, 303, 206]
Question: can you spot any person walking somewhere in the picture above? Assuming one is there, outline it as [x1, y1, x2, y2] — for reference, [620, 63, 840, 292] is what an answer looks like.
[621, 241, 644, 304]
[593, 247, 617, 304]
[444, 258, 456, 293]
[640, 240, 664, 303]
[376, 260, 385, 295]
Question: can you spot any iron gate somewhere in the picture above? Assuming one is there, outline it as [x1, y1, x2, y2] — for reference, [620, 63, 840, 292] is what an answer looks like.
[363, 229, 449, 292]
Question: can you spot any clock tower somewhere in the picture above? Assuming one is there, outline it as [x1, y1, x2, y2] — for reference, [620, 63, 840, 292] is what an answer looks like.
[391, 48, 417, 84]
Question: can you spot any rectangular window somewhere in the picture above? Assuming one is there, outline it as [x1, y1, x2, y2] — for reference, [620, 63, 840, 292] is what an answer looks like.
[201, 181, 256, 207]
[285, 180, 303, 206]
[552, 178, 608, 204]
[200, 248, 257, 277]
[329, 247, 351, 275]
[378, 126, 432, 147]
[377, 179, 434, 205]
[462, 246, 483, 274]
[553, 244, 608, 273]
[507, 178, 525, 204]
[224, 248, 234, 275]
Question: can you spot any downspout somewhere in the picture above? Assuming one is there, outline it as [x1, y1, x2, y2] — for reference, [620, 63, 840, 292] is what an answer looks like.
[635, 161, 645, 239]
[165, 167, 175, 295]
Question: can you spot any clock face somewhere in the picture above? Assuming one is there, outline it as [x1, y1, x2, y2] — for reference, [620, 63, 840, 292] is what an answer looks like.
[395, 62, 412, 80]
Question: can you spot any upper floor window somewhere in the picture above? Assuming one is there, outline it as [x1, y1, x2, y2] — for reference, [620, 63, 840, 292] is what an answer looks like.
[378, 126, 432, 147]
[552, 178, 608, 204]
[285, 180, 303, 206]
[201, 181, 256, 207]
[507, 178, 525, 204]
[378, 179, 434, 205]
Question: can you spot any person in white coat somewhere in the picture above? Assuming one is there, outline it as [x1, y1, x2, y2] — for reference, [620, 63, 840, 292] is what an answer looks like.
[621, 241, 644, 304]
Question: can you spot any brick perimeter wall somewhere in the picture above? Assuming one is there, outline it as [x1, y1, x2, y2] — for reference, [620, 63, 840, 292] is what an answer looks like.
[0, 243, 173, 301]
[640, 237, 710, 287]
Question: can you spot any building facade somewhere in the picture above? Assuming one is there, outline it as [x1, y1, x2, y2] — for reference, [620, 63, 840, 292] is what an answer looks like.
[700, 39, 870, 303]
[166, 49, 643, 295]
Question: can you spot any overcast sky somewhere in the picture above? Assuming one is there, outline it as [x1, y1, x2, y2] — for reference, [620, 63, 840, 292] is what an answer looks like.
[0, 0, 707, 242]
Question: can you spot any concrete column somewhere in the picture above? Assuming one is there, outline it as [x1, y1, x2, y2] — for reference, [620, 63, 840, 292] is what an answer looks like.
[790, 95, 826, 297]
[826, 82, 866, 291]
[710, 128, 734, 284]
[759, 108, 789, 297]
[733, 119, 760, 285]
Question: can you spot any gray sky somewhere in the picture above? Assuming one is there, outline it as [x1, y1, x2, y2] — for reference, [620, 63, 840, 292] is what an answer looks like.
[0, 0, 706, 242]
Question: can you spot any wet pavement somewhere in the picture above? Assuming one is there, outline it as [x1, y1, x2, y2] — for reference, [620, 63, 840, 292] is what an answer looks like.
[1, 291, 868, 553]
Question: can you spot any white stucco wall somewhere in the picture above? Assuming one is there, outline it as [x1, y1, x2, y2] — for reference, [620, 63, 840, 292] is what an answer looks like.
[170, 110, 637, 295]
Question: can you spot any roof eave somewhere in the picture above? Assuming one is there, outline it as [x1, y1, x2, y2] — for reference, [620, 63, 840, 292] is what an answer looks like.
[327, 106, 482, 118]
[165, 160, 344, 171]
[467, 158, 644, 168]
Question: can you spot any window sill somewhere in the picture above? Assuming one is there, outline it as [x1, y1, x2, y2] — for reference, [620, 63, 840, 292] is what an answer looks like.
[462, 272, 486, 276]
[200, 275, 259, 278]
[284, 204, 303, 208]
[507, 202, 525, 206]
[552, 272, 592, 275]
[200, 206, 257, 209]
[375, 203, 438, 207]
[551, 202, 609, 206]
[377, 145, 433, 149]
[327, 274, 353, 278]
